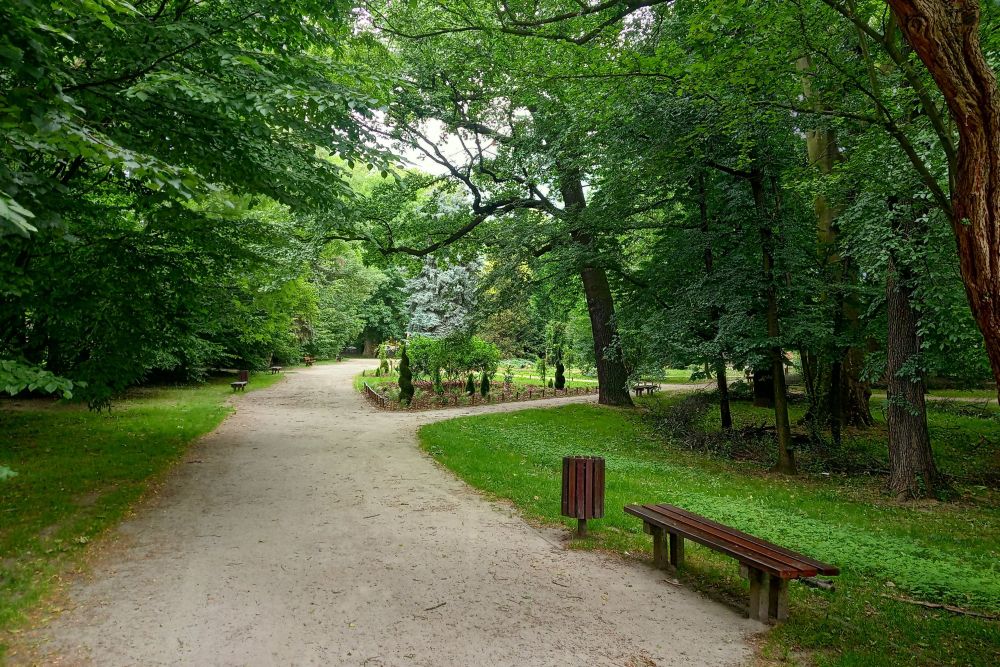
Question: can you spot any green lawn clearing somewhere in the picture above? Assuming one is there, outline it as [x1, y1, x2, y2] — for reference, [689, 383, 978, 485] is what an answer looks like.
[418, 402, 1000, 666]
[0, 372, 283, 658]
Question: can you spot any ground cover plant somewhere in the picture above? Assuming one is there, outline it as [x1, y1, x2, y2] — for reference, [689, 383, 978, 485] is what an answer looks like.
[0, 372, 283, 658]
[419, 402, 1000, 666]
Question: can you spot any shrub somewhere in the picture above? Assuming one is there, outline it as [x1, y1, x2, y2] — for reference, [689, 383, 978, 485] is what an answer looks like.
[480, 372, 490, 397]
[466, 373, 475, 394]
[398, 344, 414, 405]
[405, 334, 500, 381]
[555, 361, 565, 390]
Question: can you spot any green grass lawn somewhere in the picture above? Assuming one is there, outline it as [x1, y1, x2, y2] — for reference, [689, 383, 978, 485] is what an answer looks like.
[418, 402, 1000, 666]
[0, 372, 283, 658]
[925, 388, 998, 400]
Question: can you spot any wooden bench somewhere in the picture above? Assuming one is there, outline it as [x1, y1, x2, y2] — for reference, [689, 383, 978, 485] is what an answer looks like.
[269, 365, 283, 374]
[303, 356, 315, 367]
[230, 369, 249, 392]
[625, 503, 838, 623]
[634, 383, 660, 396]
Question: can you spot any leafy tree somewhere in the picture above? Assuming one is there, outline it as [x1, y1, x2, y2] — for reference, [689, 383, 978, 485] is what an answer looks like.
[357, 267, 409, 356]
[405, 256, 483, 338]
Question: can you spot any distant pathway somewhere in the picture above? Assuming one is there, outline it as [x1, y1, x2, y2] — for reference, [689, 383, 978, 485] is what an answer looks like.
[16, 360, 752, 666]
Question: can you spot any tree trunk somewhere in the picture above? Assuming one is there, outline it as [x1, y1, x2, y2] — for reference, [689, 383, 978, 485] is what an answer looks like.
[362, 337, 378, 357]
[886, 254, 939, 499]
[579, 265, 633, 406]
[888, 1, 1000, 398]
[798, 54, 875, 431]
[559, 169, 633, 407]
[751, 171, 796, 474]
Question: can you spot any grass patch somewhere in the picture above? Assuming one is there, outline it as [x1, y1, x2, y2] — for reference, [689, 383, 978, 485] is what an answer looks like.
[0, 371, 282, 657]
[419, 402, 1000, 666]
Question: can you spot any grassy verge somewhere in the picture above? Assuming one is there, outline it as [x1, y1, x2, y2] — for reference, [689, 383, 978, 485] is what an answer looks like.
[418, 402, 1000, 666]
[0, 372, 283, 657]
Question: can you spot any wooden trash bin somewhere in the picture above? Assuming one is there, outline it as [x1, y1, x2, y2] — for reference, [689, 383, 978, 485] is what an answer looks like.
[561, 456, 605, 537]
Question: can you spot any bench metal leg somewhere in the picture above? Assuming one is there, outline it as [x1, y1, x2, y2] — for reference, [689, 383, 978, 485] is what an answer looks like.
[668, 532, 684, 568]
[768, 576, 789, 621]
[650, 525, 668, 569]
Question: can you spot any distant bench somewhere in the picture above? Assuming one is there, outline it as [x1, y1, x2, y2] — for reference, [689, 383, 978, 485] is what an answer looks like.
[269, 365, 283, 374]
[625, 503, 838, 623]
[230, 369, 249, 392]
[634, 383, 660, 396]
[303, 356, 315, 366]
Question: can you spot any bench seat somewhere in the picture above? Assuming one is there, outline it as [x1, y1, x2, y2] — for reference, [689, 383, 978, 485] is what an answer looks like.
[625, 503, 837, 622]
[230, 381, 248, 391]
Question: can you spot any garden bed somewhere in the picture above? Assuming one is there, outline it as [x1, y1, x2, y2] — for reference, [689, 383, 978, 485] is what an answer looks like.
[361, 379, 598, 410]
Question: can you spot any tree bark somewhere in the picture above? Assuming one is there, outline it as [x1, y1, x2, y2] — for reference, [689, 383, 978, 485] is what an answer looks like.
[887, 0, 1000, 399]
[886, 253, 939, 499]
[362, 337, 378, 357]
[559, 170, 633, 407]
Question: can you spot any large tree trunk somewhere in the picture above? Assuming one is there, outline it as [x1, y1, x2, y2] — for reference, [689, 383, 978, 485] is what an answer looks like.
[798, 55, 875, 431]
[362, 337, 378, 357]
[886, 254, 939, 499]
[579, 265, 633, 406]
[559, 170, 633, 407]
[888, 1, 1000, 398]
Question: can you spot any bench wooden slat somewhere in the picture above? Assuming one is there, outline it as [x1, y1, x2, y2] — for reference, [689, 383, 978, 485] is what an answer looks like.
[639, 504, 825, 576]
[625, 505, 807, 578]
[655, 504, 839, 576]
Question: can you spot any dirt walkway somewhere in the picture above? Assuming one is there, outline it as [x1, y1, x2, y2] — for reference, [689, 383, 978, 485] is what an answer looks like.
[15, 360, 752, 666]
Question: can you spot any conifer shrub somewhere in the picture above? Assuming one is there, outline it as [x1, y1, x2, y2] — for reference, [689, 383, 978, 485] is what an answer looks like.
[466, 373, 476, 394]
[555, 361, 566, 390]
[398, 344, 414, 405]
[480, 372, 490, 397]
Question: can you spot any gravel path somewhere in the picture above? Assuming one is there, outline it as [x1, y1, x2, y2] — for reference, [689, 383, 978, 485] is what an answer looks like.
[15, 360, 752, 666]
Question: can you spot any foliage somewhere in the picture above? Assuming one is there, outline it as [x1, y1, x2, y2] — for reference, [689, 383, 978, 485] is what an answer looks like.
[465, 373, 475, 395]
[357, 267, 409, 352]
[405, 255, 483, 338]
[404, 334, 499, 381]
[480, 372, 490, 397]
[1, 360, 78, 399]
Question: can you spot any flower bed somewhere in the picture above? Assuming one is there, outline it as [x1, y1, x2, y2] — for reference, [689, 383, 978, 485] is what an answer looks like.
[361, 383, 599, 411]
